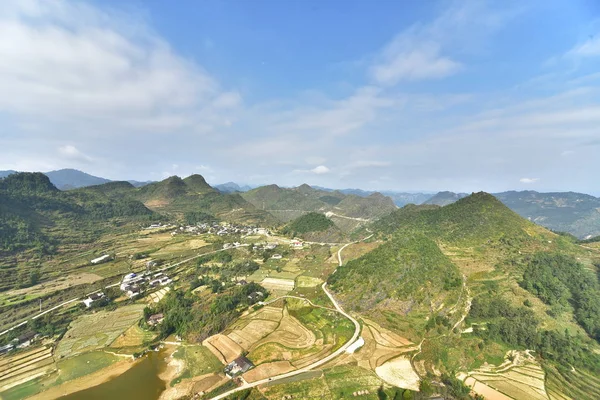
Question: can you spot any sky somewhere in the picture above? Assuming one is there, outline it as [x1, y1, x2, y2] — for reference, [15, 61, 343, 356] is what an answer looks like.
[1, 0, 599, 194]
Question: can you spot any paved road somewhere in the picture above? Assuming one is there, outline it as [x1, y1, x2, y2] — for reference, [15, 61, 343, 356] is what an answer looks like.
[207, 238, 369, 400]
[0, 245, 247, 337]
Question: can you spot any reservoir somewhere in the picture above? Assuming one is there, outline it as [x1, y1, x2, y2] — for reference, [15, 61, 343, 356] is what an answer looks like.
[60, 351, 166, 400]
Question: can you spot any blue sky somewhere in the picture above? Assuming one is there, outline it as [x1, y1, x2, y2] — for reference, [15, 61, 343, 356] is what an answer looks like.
[1, 0, 599, 194]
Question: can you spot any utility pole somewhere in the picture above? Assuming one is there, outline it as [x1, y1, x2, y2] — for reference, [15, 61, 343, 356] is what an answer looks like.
[39, 299, 42, 312]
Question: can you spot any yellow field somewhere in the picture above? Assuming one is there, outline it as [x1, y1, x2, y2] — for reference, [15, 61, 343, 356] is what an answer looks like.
[252, 307, 315, 350]
[375, 356, 420, 391]
[296, 276, 323, 288]
[0, 346, 55, 391]
[461, 350, 548, 400]
[203, 334, 243, 364]
[261, 277, 295, 291]
[242, 360, 294, 383]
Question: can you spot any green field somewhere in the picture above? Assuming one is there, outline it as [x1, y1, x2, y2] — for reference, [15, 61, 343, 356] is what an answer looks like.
[171, 345, 224, 385]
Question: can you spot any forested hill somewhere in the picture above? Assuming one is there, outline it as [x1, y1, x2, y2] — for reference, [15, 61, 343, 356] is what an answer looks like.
[335, 190, 600, 394]
[76, 174, 277, 226]
[0, 172, 154, 260]
[241, 183, 396, 232]
[494, 190, 600, 239]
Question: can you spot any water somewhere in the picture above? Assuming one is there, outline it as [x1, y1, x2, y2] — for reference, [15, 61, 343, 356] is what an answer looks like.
[60, 351, 166, 400]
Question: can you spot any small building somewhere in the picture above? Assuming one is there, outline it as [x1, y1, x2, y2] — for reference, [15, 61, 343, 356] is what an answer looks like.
[15, 331, 36, 349]
[224, 356, 254, 378]
[247, 291, 264, 302]
[147, 313, 164, 326]
[127, 286, 141, 299]
[159, 277, 172, 286]
[82, 292, 105, 308]
[0, 344, 14, 355]
[91, 254, 111, 265]
[271, 254, 282, 259]
[146, 260, 158, 268]
[237, 279, 248, 286]
[265, 243, 278, 250]
[291, 240, 303, 248]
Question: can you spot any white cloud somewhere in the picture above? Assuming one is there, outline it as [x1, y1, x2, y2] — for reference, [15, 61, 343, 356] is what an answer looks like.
[310, 165, 330, 175]
[58, 145, 92, 162]
[519, 178, 539, 184]
[567, 36, 600, 58]
[371, 41, 461, 85]
[0, 0, 238, 133]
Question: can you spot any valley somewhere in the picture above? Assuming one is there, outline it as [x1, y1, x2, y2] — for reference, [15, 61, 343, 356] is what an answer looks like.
[1, 174, 600, 400]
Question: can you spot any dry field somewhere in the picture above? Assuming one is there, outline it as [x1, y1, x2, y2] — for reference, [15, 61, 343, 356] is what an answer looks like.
[148, 287, 171, 304]
[0, 346, 55, 392]
[242, 360, 295, 383]
[227, 320, 280, 350]
[203, 334, 243, 364]
[461, 350, 549, 400]
[352, 319, 416, 371]
[296, 276, 323, 288]
[55, 304, 146, 359]
[252, 307, 315, 350]
[0, 273, 103, 302]
[261, 277, 295, 291]
[375, 356, 420, 391]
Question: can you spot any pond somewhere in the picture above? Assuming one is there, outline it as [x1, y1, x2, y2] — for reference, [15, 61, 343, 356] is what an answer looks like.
[61, 351, 167, 400]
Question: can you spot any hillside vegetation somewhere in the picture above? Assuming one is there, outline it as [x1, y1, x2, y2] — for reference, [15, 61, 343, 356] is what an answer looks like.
[242, 183, 396, 232]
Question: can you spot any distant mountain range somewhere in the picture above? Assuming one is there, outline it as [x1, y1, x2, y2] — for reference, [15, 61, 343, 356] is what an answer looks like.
[214, 182, 253, 193]
[423, 191, 469, 206]
[0, 169, 153, 190]
[241, 183, 397, 232]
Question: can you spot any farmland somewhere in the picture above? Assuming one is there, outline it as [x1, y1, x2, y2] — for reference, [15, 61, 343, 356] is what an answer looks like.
[55, 304, 145, 358]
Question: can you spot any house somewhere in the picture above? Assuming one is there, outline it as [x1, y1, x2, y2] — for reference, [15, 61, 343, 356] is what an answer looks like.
[146, 260, 158, 268]
[271, 254, 282, 259]
[82, 292, 105, 308]
[237, 279, 248, 286]
[291, 240, 303, 248]
[224, 356, 254, 378]
[127, 286, 141, 299]
[223, 243, 234, 249]
[0, 344, 14, 355]
[91, 254, 111, 265]
[15, 331, 36, 349]
[159, 277, 172, 286]
[247, 291, 264, 302]
[265, 243, 278, 250]
[147, 313, 164, 326]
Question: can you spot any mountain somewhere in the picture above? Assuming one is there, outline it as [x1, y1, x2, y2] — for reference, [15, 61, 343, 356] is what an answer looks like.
[0, 173, 154, 290]
[422, 190, 600, 239]
[312, 186, 433, 207]
[214, 182, 253, 193]
[44, 168, 111, 190]
[99, 174, 277, 225]
[241, 183, 397, 232]
[127, 180, 154, 187]
[423, 190, 468, 206]
[330, 192, 600, 396]
[282, 212, 343, 242]
[494, 190, 600, 239]
[0, 170, 17, 179]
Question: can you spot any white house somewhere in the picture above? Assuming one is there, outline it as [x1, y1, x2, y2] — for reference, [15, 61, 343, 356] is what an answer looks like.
[91, 255, 111, 265]
[271, 254, 282, 259]
[82, 292, 105, 308]
[291, 240, 303, 248]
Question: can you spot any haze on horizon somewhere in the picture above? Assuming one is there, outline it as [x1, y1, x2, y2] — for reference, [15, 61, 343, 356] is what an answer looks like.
[0, 0, 599, 195]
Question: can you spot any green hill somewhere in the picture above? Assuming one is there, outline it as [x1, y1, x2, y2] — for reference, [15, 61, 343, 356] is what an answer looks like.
[242, 183, 396, 231]
[281, 212, 343, 242]
[494, 190, 600, 239]
[331, 191, 600, 392]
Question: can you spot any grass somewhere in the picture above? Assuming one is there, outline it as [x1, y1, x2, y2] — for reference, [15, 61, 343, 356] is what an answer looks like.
[323, 365, 383, 399]
[170, 345, 223, 386]
[0, 376, 46, 400]
[55, 351, 119, 383]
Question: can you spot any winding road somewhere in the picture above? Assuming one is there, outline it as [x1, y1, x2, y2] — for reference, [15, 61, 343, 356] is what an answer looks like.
[207, 237, 371, 400]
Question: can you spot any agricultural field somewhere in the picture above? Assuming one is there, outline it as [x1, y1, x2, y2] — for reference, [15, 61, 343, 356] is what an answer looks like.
[55, 304, 146, 359]
[460, 350, 549, 400]
[260, 277, 295, 292]
[545, 364, 600, 400]
[110, 324, 156, 348]
[0, 346, 55, 393]
[170, 345, 224, 385]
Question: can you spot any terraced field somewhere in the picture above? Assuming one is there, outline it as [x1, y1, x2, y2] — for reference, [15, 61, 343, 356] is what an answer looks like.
[55, 304, 146, 358]
[460, 350, 549, 400]
[545, 364, 600, 400]
[0, 346, 55, 392]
